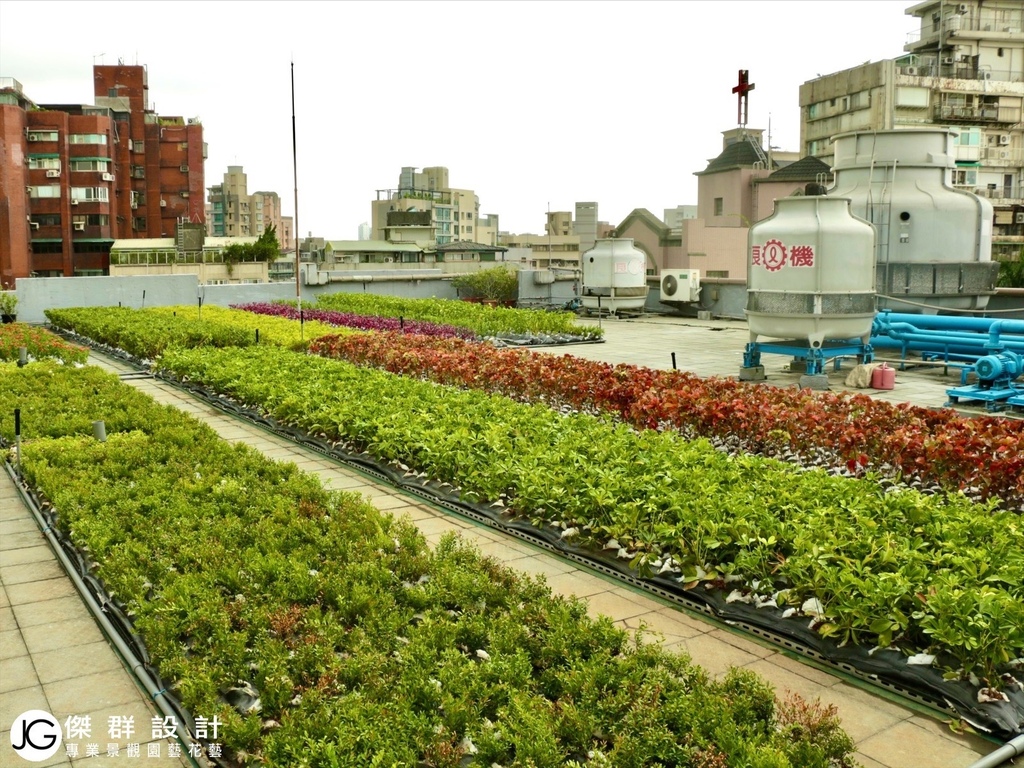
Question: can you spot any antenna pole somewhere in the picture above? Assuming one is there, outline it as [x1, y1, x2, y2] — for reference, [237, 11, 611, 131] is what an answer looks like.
[291, 59, 302, 338]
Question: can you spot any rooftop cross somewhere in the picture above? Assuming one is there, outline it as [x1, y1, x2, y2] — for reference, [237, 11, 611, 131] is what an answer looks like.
[732, 69, 755, 128]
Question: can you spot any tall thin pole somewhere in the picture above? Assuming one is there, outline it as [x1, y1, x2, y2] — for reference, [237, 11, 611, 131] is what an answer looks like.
[291, 59, 302, 339]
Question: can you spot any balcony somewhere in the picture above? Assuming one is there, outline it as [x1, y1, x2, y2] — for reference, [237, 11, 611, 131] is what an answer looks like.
[933, 103, 1020, 123]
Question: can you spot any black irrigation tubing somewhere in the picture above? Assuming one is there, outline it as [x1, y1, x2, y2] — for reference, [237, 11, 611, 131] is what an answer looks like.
[39, 329, 1024, 741]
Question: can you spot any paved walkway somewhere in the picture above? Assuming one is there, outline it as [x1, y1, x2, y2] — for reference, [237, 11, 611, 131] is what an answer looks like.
[2, 318, 1008, 767]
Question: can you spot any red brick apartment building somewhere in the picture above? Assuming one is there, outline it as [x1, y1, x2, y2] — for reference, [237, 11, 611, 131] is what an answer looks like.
[0, 65, 205, 285]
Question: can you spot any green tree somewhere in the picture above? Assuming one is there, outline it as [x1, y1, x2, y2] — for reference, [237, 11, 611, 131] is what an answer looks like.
[222, 225, 281, 274]
[995, 250, 1024, 288]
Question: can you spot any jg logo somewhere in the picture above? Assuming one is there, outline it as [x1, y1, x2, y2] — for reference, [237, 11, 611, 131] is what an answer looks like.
[10, 710, 61, 761]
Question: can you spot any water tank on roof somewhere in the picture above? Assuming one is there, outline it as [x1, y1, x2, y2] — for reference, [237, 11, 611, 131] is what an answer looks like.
[746, 195, 875, 347]
[828, 129, 998, 312]
[581, 238, 649, 315]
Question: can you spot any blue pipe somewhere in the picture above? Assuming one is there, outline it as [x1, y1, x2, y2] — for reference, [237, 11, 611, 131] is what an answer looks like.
[872, 321, 1024, 352]
[876, 311, 1003, 333]
[988, 320, 1024, 350]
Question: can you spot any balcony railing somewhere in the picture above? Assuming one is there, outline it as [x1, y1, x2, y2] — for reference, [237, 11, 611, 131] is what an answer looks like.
[933, 104, 1021, 123]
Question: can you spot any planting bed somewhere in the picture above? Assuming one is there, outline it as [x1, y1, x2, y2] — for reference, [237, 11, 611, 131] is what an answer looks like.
[0, 362, 859, 767]
[0, 322, 88, 364]
[308, 331, 1024, 511]
[150, 344, 1024, 740]
[312, 293, 603, 344]
[43, 308, 1024, 739]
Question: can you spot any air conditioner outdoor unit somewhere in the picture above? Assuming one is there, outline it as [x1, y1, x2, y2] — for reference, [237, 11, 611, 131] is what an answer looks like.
[70, 199, 79, 205]
[130, 201, 138, 209]
[160, 199, 167, 207]
[46, 169, 60, 178]
[660, 270, 701, 303]
[180, 165, 189, 172]
[1000, 134, 1011, 145]
[957, 3, 968, 13]
[1016, 212, 1024, 224]
[73, 222, 85, 231]
[942, 56, 955, 65]
[181, 191, 189, 198]
[1001, 150, 1011, 159]
[904, 66, 919, 76]
[102, 173, 114, 181]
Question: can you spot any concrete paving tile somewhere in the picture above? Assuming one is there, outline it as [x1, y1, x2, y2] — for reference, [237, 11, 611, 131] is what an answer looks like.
[0, 739, 72, 767]
[0, 545, 58, 567]
[904, 714, 994, 759]
[0, 684, 50, 741]
[394, 505, 443, 523]
[622, 606, 712, 642]
[5, 578, 78, 606]
[474, 537, 542, 562]
[673, 634, 762, 679]
[12, 596, 92, 629]
[366, 493, 423, 512]
[856, 719, 990, 768]
[583, 588, 656, 622]
[44, 669, 146, 717]
[0, 518, 42, 536]
[0, 628, 28, 660]
[543, 570, 615, 600]
[704, 628, 775, 659]
[0, 585, 7, 608]
[851, 754, 889, 768]
[505, 555, 579, 581]
[811, 682, 914, 745]
[0, 605, 14, 632]
[0, 561, 66, 587]
[414, 516, 470, 538]
[0, 530, 48, 552]
[20, 619, 105, 654]
[751, 650, 843, 688]
[743, 655, 832, 702]
[32, 641, 123, 685]
[0, 654, 38, 693]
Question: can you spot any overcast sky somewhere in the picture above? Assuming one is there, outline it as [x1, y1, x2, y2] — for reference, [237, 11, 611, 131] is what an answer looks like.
[1, 1, 915, 239]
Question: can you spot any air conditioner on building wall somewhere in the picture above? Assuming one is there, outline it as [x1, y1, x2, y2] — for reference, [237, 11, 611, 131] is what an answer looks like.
[1016, 212, 1024, 224]
[70, 199, 78, 205]
[904, 66, 919, 75]
[102, 173, 114, 181]
[46, 169, 60, 178]
[957, 3, 968, 13]
[942, 56, 955, 65]
[181, 191, 189, 198]
[180, 165, 189, 172]
[1000, 134, 1011, 145]
[73, 222, 85, 231]
[160, 199, 167, 207]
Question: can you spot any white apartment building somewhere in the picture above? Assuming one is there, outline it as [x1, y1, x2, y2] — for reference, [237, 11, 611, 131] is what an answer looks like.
[799, 0, 1024, 256]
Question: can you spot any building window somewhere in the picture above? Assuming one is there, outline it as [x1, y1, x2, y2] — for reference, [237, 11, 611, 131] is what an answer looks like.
[28, 157, 61, 170]
[706, 270, 729, 278]
[133, 140, 145, 152]
[466, 226, 472, 233]
[69, 133, 108, 145]
[31, 243, 64, 254]
[71, 187, 110, 202]
[952, 168, 978, 186]
[30, 214, 60, 227]
[27, 131, 58, 142]
[133, 217, 147, 231]
[28, 185, 61, 198]
[713, 198, 724, 216]
[69, 159, 111, 172]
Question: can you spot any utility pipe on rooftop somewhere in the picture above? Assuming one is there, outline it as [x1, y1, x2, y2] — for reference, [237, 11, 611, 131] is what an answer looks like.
[963, 733, 1024, 768]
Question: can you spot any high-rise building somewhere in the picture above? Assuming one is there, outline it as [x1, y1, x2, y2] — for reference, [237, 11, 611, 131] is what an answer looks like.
[371, 166, 496, 246]
[799, 0, 1024, 257]
[0, 64, 205, 281]
[206, 166, 290, 246]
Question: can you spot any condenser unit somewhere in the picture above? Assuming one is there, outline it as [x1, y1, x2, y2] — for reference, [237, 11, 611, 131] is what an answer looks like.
[46, 169, 60, 178]
[73, 222, 85, 231]
[660, 270, 701, 303]
[1015, 212, 1024, 224]
[102, 173, 114, 181]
